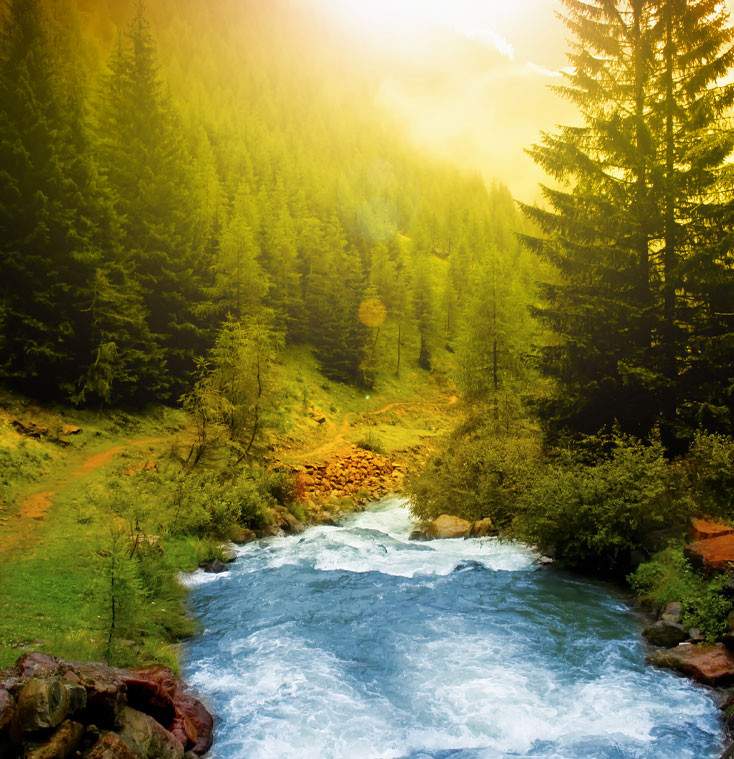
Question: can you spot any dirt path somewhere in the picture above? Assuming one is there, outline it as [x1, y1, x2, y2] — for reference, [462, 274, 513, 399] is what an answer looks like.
[0, 437, 162, 557]
[290, 395, 457, 465]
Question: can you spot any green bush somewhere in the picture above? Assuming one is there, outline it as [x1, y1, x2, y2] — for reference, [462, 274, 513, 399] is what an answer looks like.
[683, 432, 734, 519]
[356, 430, 385, 455]
[630, 547, 733, 641]
[171, 470, 273, 537]
[515, 435, 690, 574]
[408, 425, 541, 525]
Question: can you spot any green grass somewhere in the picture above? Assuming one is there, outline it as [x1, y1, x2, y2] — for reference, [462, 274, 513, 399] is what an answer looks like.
[0, 348, 455, 671]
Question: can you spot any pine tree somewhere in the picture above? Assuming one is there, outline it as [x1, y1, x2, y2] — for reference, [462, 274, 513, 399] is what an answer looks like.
[96, 5, 210, 400]
[648, 0, 734, 446]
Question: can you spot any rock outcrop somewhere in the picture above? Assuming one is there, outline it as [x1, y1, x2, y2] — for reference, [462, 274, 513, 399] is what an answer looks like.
[648, 643, 734, 686]
[0, 654, 213, 758]
[685, 517, 734, 571]
[293, 447, 403, 507]
[686, 534, 734, 571]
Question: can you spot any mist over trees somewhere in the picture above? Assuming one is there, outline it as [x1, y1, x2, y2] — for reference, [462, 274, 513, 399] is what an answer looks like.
[0, 0, 537, 410]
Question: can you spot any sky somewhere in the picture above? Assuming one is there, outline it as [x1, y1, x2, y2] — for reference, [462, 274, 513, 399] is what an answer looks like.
[314, 0, 734, 201]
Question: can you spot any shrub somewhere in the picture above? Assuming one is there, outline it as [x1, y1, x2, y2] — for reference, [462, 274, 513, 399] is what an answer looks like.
[515, 435, 690, 575]
[356, 430, 385, 454]
[630, 547, 733, 641]
[683, 432, 734, 519]
[408, 425, 541, 525]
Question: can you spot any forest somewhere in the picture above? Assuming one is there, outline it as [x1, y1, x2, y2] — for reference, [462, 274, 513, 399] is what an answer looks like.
[1, 1, 734, 758]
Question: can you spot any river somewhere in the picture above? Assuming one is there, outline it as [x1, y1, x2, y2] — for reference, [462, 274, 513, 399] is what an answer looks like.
[183, 497, 724, 758]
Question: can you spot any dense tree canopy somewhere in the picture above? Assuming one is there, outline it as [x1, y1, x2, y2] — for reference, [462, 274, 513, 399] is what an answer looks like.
[0, 0, 534, 406]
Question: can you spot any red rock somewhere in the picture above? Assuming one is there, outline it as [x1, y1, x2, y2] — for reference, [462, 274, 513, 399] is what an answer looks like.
[648, 643, 734, 685]
[126, 668, 213, 756]
[690, 517, 734, 541]
[686, 534, 734, 571]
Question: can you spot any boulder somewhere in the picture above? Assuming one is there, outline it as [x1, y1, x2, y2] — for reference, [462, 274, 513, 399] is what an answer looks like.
[85, 731, 140, 759]
[690, 517, 734, 542]
[72, 663, 127, 727]
[660, 602, 683, 625]
[16, 678, 70, 731]
[425, 514, 472, 540]
[685, 534, 734, 571]
[0, 688, 15, 731]
[199, 559, 228, 574]
[117, 706, 183, 759]
[470, 518, 495, 538]
[229, 526, 256, 544]
[25, 720, 84, 759]
[15, 653, 63, 680]
[124, 668, 213, 756]
[643, 620, 689, 648]
[408, 529, 429, 541]
[648, 643, 734, 686]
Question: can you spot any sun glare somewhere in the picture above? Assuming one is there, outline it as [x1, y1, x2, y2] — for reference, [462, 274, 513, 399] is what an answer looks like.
[321, 0, 534, 49]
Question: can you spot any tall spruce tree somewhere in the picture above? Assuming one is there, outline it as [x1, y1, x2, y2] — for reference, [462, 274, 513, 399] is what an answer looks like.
[96, 5, 210, 400]
[523, 0, 733, 448]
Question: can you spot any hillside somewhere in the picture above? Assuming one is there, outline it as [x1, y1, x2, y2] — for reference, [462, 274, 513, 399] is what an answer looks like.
[0, 350, 457, 670]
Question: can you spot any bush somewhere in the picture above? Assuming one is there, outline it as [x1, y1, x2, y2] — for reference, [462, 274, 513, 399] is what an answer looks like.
[630, 547, 733, 641]
[356, 430, 385, 454]
[683, 432, 734, 519]
[170, 470, 273, 537]
[515, 435, 690, 575]
[408, 424, 541, 525]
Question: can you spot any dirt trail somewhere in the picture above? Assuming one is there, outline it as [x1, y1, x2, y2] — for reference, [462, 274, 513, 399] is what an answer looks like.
[0, 437, 162, 556]
[292, 395, 456, 464]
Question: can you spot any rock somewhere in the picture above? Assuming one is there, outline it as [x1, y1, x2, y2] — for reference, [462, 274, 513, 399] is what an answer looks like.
[278, 510, 305, 535]
[61, 425, 82, 436]
[228, 526, 256, 544]
[690, 517, 734, 541]
[72, 663, 127, 727]
[16, 678, 70, 731]
[643, 620, 689, 648]
[199, 559, 228, 574]
[15, 653, 63, 680]
[123, 668, 213, 756]
[660, 602, 683, 625]
[220, 547, 237, 564]
[11, 420, 49, 439]
[25, 720, 84, 759]
[689, 628, 706, 643]
[470, 518, 495, 538]
[685, 534, 734, 571]
[85, 731, 140, 759]
[117, 706, 183, 759]
[409, 529, 429, 541]
[425, 514, 472, 540]
[0, 688, 15, 731]
[648, 643, 734, 686]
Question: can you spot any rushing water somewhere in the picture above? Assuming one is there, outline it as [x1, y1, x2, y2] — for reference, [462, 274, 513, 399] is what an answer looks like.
[183, 497, 724, 759]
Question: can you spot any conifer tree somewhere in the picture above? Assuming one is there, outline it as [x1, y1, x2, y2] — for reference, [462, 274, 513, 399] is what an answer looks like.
[96, 5, 210, 399]
[522, 0, 734, 447]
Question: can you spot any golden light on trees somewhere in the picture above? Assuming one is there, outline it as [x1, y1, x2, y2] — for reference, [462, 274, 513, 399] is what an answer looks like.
[358, 297, 387, 328]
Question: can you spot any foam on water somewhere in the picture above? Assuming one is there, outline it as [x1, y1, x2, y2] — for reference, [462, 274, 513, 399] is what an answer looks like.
[184, 497, 724, 758]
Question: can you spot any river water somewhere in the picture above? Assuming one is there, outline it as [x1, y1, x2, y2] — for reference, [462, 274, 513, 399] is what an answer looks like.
[183, 497, 724, 758]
